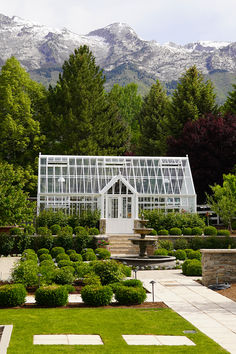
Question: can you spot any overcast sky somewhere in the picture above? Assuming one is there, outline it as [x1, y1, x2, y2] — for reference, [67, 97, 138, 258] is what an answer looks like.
[1, 0, 235, 44]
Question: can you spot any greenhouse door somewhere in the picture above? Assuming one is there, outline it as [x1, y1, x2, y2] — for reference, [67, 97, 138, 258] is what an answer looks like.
[106, 195, 134, 234]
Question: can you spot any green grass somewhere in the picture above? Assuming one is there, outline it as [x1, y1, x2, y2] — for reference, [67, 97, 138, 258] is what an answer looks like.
[0, 308, 227, 353]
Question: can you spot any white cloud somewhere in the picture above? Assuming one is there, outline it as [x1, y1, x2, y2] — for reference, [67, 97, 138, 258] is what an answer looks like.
[1, 0, 236, 43]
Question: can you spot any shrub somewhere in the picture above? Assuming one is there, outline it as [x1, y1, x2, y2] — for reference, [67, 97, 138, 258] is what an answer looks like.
[35, 285, 68, 306]
[74, 233, 92, 253]
[39, 253, 52, 262]
[55, 229, 73, 250]
[115, 286, 146, 305]
[51, 247, 65, 258]
[83, 273, 101, 286]
[189, 236, 204, 250]
[217, 229, 230, 236]
[73, 262, 93, 278]
[56, 253, 70, 263]
[82, 248, 97, 261]
[39, 263, 56, 285]
[36, 209, 68, 228]
[95, 248, 111, 260]
[169, 227, 182, 235]
[50, 224, 61, 235]
[232, 220, 236, 230]
[16, 234, 32, 253]
[88, 227, 100, 236]
[53, 267, 75, 285]
[78, 210, 100, 228]
[174, 238, 189, 250]
[12, 260, 39, 287]
[81, 285, 113, 306]
[157, 229, 168, 235]
[182, 227, 192, 235]
[120, 279, 143, 288]
[175, 249, 187, 260]
[182, 259, 192, 274]
[21, 249, 38, 262]
[91, 260, 125, 285]
[10, 227, 24, 236]
[37, 227, 52, 237]
[63, 284, 75, 293]
[158, 240, 173, 250]
[37, 248, 50, 257]
[74, 226, 88, 235]
[40, 260, 55, 268]
[0, 284, 26, 307]
[69, 253, 83, 262]
[182, 259, 202, 276]
[192, 227, 203, 236]
[187, 250, 201, 260]
[149, 229, 157, 235]
[184, 249, 194, 258]
[62, 225, 73, 235]
[24, 225, 35, 235]
[66, 249, 76, 255]
[204, 226, 217, 236]
[121, 264, 132, 277]
[154, 248, 168, 256]
[37, 234, 54, 251]
[0, 233, 14, 256]
[57, 260, 74, 268]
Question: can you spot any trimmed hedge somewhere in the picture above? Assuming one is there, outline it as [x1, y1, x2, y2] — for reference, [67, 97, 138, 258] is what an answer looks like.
[56, 253, 70, 263]
[69, 253, 83, 262]
[217, 229, 230, 236]
[39, 253, 52, 262]
[154, 248, 168, 256]
[158, 240, 173, 250]
[57, 260, 74, 268]
[120, 279, 143, 288]
[82, 248, 97, 261]
[35, 285, 68, 306]
[182, 259, 202, 276]
[187, 250, 201, 260]
[174, 238, 189, 250]
[37, 248, 50, 257]
[51, 247, 65, 258]
[182, 227, 192, 235]
[157, 229, 168, 235]
[53, 267, 75, 285]
[95, 248, 111, 260]
[169, 227, 182, 235]
[115, 286, 147, 305]
[175, 249, 187, 260]
[0, 284, 26, 307]
[204, 226, 217, 236]
[81, 285, 113, 306]
[192, 227, 203, 236]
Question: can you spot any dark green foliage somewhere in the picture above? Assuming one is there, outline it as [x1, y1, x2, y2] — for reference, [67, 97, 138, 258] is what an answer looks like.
[169, 227, 182, 235]
[63, 284, 75, 293]
[158, 240, 174, 250]
[56, 253, 70, 263]
[204, 226, 217, 236]
[51, 247, 65, 258]
[37, 234, 54, 251]
[39, 263, 56, 285]
[157, 229, 169, 235]
[35, 285, 68, 307]
[143, 210, 205, 231]
[192, 227, 203, 235]
[182, 259, 202, 276]
[69, 253, 83, 262]
[53, 267, 74, 285]
[217, 229, 230, 236]
[0, 284, 26, 307]
[40, 260, 55, 268]
[174, 238, 189, 250]
[57, 260, 74, 268]
[189, 236, 204, 250]
[0, 233, 14, 256]
[12, 260, 39, 287]
[16, 234, 32, 253]
[92, 260, 125, 285]
[115, 286, 147, 305]
[50, 224, 61, 235]
[74, 234, 92, 254]
[73, 262, 93, 278]
[154, 248, 168, 256]
[39, 253, 52, 262]
[167, 65, 217, 138]
[36, 210, 68, 229]
[175, 249, 187, 260]
[223, 83, 236, 114]
[120, 279, 143, 288]
[37, 227, 52, 237]
[182, 227, 192, 235]
[83, 273, 101, 286]
[78, 210, 101, 229]
[66, 249, 76, 255]
[55, 229, 73, 250]
[139, 79, 170, 155]
[88, 227, 100, 236]
[120, 264, 132, 277]
[10, 227, 24, 236]
[37, 248, 50, 257]
[187, 250, 201, 260]
[82, 248, 97, 261]
[149, 229, 157, 235]
[232, 220, 236, 230]
[24, 224, 35, 235]
[81, 285, 113, 306]
[21, 249, 38, 262]
[95, 248, 111, 260]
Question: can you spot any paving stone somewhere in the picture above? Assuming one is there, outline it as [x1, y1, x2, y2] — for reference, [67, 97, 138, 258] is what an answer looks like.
[33, 334, 103, 345]
[122, 335, 160, 345]
[156, 335, 195, 346]
[0, 325, 13, 354]
[67, 335, 103, 345]
[34, 335, 68, 345]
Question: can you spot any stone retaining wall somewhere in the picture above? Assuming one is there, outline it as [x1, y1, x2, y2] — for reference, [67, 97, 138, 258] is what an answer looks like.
[201, 249, 236, 286]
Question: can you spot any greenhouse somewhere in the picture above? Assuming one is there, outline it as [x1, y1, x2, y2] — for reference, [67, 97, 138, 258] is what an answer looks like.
[37, 154, 196, 234]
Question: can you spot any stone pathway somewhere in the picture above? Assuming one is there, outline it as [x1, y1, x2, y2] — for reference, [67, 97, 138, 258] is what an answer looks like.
[0, 325, 13, 354]
[34, 334, 103, 345]
[138, 269, 236, 354]
[122, 335, 195, 346]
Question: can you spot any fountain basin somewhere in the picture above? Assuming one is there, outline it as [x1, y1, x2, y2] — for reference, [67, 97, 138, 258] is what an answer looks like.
[111, 255, 176, 268]
[133, 228, 153, 235]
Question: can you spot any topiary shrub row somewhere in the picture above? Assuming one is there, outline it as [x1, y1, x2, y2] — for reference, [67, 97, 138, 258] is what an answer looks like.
[182, 259, 202, 276]
[0, 284, 27, 307]
[35, 285, 68, 306]
[81, 285, 113, 306]
[114, 286, 147, 305]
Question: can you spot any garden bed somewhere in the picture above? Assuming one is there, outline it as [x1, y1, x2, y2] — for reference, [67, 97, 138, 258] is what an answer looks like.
[215, 282, 236, 302]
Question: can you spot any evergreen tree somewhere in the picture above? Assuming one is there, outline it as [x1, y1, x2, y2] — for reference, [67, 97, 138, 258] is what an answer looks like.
[107, 83, 142, 152]
[167, 66, 218, 137]
[46, 46, 129, 155]
[138, 79, 170, 156]
[0, 57, 45, 168]
[223, 84, 236, 114]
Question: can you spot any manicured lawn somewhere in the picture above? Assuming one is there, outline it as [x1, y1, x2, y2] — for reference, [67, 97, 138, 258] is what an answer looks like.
[0, 308, 227, 353]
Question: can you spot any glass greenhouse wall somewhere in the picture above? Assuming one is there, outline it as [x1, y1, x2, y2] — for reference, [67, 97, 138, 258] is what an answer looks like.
[37, 154, 196, 233]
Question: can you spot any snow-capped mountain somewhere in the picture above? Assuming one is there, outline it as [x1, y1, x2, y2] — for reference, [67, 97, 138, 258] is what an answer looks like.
[0, 13, 235, 100]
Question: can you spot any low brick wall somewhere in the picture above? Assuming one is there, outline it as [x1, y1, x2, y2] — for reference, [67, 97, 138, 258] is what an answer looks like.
[201, 249, 236, 286]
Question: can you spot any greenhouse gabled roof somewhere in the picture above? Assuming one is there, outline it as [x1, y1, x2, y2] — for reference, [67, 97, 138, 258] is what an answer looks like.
[38, 155, 196, 196]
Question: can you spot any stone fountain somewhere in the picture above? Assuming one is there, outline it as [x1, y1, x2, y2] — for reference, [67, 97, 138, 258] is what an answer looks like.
[111, 217, 176, 269]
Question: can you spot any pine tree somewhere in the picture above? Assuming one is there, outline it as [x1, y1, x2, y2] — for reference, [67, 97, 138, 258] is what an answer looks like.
[138, 79, 170, 156]
[0, 57, 45, 167]
[167, 66, 218, 137]
[223, 84, 236, 114]
[46, 45, 129, 155]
